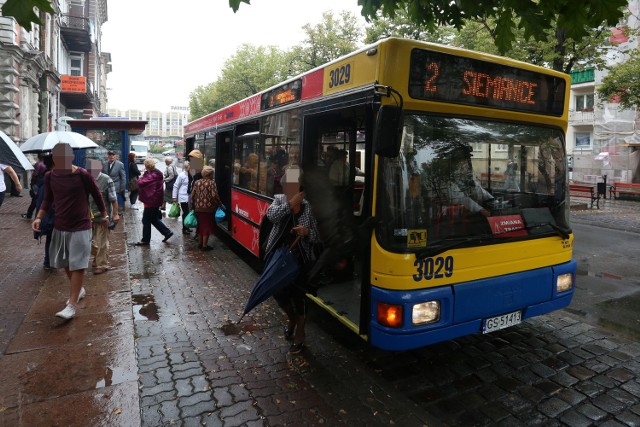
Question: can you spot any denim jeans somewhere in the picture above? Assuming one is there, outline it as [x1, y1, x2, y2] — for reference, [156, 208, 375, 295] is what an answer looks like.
[141, 207, 172, 243]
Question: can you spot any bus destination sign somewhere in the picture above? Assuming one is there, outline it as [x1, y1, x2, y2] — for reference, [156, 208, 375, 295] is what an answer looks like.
[408, 49, 566, 116]
[261, 80, 302, 111]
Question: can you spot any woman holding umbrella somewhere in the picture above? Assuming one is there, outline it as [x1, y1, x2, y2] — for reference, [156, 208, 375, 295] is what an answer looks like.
[263, 168, 320, 354]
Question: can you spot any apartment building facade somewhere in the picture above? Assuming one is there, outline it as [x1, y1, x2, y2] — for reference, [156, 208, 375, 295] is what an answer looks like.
[107, 107, 190, 145]
[567, 0, 640, 185]
[0, 0, 110, 143]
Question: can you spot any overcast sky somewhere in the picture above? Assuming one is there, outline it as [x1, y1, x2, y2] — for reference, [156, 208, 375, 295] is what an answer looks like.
[101, 0, 366, 112]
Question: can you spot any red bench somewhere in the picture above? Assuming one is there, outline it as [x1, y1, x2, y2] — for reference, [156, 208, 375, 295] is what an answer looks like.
[610, 182, 640, 200]
[569, 184, 600, 209]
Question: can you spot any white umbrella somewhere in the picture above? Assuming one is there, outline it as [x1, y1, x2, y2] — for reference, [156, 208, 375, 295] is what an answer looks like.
[20, 131, 98, 153]
[0, 130, 34, 172]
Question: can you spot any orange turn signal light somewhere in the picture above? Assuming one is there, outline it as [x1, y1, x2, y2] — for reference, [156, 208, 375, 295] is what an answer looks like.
[377, 303, 403, 328]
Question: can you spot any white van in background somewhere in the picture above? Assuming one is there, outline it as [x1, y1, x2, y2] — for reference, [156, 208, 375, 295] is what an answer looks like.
[130, 141, 149, 164]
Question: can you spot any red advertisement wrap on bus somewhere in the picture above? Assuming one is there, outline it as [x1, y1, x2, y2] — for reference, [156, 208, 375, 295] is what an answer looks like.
[301, 69, 324, 101]
[230, 190, 271, 256]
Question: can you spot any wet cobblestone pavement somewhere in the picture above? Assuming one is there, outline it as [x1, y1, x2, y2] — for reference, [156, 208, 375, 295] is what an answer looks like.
[1, 194, 640, 426]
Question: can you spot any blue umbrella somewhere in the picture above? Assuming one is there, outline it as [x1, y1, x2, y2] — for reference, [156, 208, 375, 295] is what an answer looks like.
[239, 237, 301, 321]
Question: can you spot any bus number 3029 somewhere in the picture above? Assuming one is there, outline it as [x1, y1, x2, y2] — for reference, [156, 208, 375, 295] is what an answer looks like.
[329, 64, 351, 88]
[413, 256, 454, 281]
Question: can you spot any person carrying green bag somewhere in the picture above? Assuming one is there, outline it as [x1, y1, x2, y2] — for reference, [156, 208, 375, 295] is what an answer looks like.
[184, 210, 198, 228]
[189, 166, 222, 251]
[168, 202, 180, 218]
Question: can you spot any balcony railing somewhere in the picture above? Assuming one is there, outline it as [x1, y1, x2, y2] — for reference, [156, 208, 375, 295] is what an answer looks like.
[59, 14, 91, 52]
[60, 14, 89, 30]
[569, 109, 594, 124]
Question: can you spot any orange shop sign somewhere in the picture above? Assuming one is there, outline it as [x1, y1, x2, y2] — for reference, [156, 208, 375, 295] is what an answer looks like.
[61, 75, 86, 93]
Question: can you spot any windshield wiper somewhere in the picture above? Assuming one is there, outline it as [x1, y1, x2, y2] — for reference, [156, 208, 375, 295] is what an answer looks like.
[415, 234, 496, 258]
[526, 223, 571, 239]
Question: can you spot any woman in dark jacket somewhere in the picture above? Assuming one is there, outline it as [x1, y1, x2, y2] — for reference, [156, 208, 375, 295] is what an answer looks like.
[128, 152, 141, 209]
[134, 159, 173, 245]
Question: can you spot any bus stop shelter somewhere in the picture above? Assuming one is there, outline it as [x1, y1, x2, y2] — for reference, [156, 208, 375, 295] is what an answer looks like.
[67, 118, 148, 169]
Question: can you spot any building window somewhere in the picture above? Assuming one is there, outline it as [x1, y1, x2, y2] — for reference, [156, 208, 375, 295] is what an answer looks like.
[575, 94, 594, 111]
[575, 132, 592, 149]
[70, 54, 82, 76]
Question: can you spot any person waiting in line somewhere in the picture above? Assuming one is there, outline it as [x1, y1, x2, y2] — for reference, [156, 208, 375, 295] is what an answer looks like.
[263, 168, 320, 355]
[189, 166, 222, 251]
[127, 152, 141, 209]
[172, 160, 192, 235]
[86, 159, 120, 275]
[32, 143, 108, 320]
[161, 157, 178, 211]
[133, 158, 174, 246]
[187, 149, 204, 241]
[102, 150, 126, 212]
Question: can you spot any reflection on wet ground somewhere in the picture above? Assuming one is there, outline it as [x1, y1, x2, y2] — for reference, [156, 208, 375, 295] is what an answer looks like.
[95, 366, 136, 389]
[132, 294, 159, 321]
[576, 268, 624, 281]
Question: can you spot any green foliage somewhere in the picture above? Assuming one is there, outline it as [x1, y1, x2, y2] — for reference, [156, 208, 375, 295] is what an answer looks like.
[365, 8, 615, 73]
[1, 0, 55, 29]
[359, 0, 627, 54]
[189, 11, 362, 118]
[294, 11, 363, 70]
[598, 51, 640, 110]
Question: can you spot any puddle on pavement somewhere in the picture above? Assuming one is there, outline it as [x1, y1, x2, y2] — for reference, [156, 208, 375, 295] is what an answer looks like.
[220, 322, 260, 336]
[132, 294, 159, 321]
[95, 366, 136, 389]
[595, 292, 640, 340]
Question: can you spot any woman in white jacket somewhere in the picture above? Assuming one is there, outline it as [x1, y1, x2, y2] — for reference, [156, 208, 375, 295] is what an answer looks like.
[172, 161, 192, 234]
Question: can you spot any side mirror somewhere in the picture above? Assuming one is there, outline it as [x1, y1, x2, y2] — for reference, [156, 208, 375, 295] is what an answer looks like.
[374, 105, 403, 157]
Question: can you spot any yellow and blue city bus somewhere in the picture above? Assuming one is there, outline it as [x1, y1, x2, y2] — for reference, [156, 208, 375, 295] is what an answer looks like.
[184, 38, 575, 351]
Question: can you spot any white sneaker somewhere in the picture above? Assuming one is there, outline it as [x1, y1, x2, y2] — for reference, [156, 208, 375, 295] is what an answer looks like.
[66, 287, 86, 305]
[56, 304, 76, 319]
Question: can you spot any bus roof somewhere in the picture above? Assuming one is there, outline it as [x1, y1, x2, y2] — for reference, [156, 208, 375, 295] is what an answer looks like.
[185, 38, 568, 137]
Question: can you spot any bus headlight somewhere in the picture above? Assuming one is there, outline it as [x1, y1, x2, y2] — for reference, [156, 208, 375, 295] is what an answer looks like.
[412, 301, 440, 325]
[377, 303, 403, 328]
[556, 273, 573, 293]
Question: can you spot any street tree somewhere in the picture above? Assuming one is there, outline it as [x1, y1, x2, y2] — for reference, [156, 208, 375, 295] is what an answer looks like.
[1, 0, 53, 28]
[598, 50, 640, 110]
[365, 8, 618, 73]
[189, 44, 291, 118]
[358, 0, 626, 55]
[288, 10, 363, 75]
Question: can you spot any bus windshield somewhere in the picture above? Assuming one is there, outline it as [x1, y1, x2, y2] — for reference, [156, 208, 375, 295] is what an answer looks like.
[376, 114, 569, 254]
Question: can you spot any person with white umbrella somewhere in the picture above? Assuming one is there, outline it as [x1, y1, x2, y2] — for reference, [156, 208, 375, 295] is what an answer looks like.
[32, 143, 108, 320]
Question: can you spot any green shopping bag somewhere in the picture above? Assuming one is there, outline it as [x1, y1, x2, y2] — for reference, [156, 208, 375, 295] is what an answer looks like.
[184, 210, 198, 228]
[168, 202, 181, 218]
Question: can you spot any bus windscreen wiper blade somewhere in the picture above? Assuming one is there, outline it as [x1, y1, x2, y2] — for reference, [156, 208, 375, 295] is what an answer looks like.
[526, 223, 571, 239]
[416, 235, 491, 258]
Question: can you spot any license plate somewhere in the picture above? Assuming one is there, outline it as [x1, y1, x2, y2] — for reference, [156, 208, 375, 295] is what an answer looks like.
[483, 311, 522, 334]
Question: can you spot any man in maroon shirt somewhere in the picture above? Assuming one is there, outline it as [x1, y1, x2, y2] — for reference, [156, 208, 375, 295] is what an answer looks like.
[31, 143, 108, 320]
